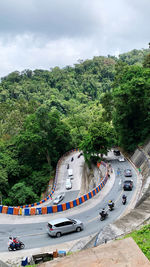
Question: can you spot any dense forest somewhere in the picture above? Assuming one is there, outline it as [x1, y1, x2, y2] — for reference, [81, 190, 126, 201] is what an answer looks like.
[0, 48, 150, 206]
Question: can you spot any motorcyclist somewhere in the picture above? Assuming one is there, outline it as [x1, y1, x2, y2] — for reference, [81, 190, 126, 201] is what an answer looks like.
[100, 208, 106, 217]
[122, 194, 127, 200]
[122, 194, 127, 203]
[13, 237, 20, 249]
[108, 200, 114, 209]
[8, 237, 15, 250]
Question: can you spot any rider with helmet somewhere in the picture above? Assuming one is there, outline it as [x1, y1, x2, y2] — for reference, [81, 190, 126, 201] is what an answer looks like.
[101, 208, 106, 216]
[8, 237, 15, 250]
[100, 208, 106, 217]
[99, 208, 108, 220]
[122, 194, 127, 204]
[13, 237, 20, 248]
[108, 200, 114, 210]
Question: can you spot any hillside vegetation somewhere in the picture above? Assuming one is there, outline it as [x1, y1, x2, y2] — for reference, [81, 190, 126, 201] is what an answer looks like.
[123, 223, 150, 260]
[0, 48, 150, 206]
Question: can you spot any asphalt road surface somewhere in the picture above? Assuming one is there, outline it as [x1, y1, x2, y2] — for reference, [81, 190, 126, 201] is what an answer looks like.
[0, 153, 137, 252]
[38, 152, 84, 207]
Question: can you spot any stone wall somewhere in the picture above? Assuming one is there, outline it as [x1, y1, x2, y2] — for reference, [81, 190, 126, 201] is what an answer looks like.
[80, 163, 104, 195]
[130, 140, 150, 202]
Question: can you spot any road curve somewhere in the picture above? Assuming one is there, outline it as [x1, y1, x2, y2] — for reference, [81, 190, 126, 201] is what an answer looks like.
[0, 151, 138, 252]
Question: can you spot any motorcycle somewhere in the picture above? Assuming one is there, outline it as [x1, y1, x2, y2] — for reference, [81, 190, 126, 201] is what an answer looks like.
[99, 211, 108, 221]
[122, 197, 127, 205]
[8, 240, 25, 251]
[122, 195, 127, 205]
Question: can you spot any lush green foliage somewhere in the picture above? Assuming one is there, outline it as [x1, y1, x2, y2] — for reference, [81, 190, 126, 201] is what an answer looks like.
[112, 62, 150, 151]
[80, 120, 115, 163]
[122, 224, 150, 260]
[119, 48, 150, 66]
[0, 48, 149, 205]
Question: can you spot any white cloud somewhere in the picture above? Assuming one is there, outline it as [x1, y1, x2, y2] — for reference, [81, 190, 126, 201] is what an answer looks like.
[0, 34, 100, 77]
[0, 0, 150, 77]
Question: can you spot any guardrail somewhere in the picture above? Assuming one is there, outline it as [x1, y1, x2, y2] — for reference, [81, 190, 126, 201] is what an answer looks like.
[0, 151, 108, 215]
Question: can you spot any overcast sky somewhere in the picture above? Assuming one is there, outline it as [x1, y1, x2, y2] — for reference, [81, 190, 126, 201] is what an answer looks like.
[0, 0, 150, 78]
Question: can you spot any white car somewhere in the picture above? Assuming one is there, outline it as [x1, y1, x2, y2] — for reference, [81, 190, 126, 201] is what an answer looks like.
[118, 156, 125, 162]
[53, 194, 65, 205]
[68, 169, 73, 179]
[66, 178, 72, 190]
[47, 218, 84, 237]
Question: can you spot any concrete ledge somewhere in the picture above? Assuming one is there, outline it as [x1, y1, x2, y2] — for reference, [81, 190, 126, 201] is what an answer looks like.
[38, 238, 150, 267]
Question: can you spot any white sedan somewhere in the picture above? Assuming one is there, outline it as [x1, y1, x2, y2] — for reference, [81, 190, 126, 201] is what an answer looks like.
[53, 194, 65, 205]
[118, 156, 125, 162]
[66, 178, 72, 190]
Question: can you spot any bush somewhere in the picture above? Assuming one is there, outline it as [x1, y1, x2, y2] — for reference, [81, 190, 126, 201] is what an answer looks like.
[122, 224, 150, 260]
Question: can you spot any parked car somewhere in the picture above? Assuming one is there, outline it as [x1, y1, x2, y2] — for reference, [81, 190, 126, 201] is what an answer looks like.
[67, 164, 69, 169]
[113, 149, 121, 156]
[66, 178, 72, 190]
[118, 156, 125, 162]
[124, 169, 132, 177]
[68, 169, 73, 179]
[47, 217, 84, 237]
[123, 180, 133, 191]
[53, 194, 65, 205]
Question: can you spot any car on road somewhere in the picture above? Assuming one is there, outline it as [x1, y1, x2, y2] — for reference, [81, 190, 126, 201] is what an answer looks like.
[66, 178, 72, 190]
[78, 152, 83, 158]
[47, 217, 84, 237]
[68, 169, 73, 179]
[123, 180, 133, 191]
[53, 194, 65, 205]
[124, 169, 132, 177]
[113, 149, 121, 156]
[118, 156, 125, 162]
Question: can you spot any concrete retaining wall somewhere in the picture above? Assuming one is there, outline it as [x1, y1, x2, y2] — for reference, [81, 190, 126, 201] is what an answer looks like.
[131, 141, 150, 201]
[80, 163, 104, 196]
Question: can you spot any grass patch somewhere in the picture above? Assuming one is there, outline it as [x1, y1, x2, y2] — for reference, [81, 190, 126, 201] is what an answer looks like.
[122, 224, 150, 260]
[67, 250, 79, 256]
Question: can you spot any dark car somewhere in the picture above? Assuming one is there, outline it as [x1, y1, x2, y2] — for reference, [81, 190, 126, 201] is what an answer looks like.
[124, 169, 132, 177]
[113, 149, 121, 156]
[123, 180, 133, 191]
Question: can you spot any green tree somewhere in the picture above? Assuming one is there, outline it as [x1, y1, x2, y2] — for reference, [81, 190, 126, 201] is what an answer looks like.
[143, 53, 150, 68]
[0, 167, 8, 195]
[15, 106, 72, 188]
[112, 64, 150, 151]
[80, 121, 114, 163]
[8, 182, 39, 206]
[100, 92, 113, 122]
[119, 49, 150, 66]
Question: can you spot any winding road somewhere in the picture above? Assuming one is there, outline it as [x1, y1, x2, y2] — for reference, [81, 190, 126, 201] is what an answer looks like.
[0, 151, 138, 253]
